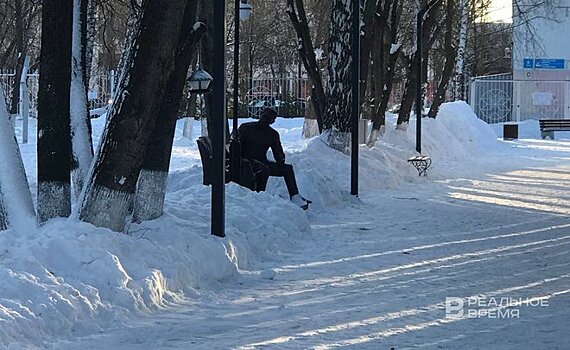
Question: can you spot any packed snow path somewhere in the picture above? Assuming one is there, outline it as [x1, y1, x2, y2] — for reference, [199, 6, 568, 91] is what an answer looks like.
[53, 165, 570, 349]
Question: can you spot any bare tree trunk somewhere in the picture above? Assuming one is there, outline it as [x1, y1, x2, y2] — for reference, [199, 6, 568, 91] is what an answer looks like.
[286, 0, 325, 133]
[0, 86, 35, 231]
[37, 0, 74, 223]
[396, 0, 442, 127]
[454, 0, 468, 100]
[428, 0, 457, 118]
[9, 0, 25, 117]
[70, 0, 94, 198]
[368, 0, 402, 146]
[79, 0, 189, 232]
[84, 0, 97, 85]
[133, 0, 204, 223]
[322, 0, 355, 153]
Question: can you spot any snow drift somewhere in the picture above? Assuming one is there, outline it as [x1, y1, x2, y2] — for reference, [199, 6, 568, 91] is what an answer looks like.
[1, 101, 498, 348]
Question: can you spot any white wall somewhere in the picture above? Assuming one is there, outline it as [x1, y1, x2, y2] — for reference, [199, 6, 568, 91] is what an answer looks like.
[513, 0, 570, 79]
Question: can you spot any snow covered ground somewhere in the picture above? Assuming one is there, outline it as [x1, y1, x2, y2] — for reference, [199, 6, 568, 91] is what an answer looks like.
[2, 102, 570, 349]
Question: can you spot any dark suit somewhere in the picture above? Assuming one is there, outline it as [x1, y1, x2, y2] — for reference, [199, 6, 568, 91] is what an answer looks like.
[238, 121, 299, 196]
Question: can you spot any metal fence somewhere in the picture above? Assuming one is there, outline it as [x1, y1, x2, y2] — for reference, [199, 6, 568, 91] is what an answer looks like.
[469, 76, 570, 123]
[242, 77, 309, 118]
[0, 70, 116, 118]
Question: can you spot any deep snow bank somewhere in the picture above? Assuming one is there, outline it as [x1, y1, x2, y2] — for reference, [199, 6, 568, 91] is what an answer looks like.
[278, 101, 498, 207]
[1, 101, 496, 347]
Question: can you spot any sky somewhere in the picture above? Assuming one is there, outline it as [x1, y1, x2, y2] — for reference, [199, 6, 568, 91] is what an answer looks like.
[488, 0, 513, 22]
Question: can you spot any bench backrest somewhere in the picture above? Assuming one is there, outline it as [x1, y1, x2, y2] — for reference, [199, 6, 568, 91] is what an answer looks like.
[197, 136, 212, 185]
[539, 119, 570, 130]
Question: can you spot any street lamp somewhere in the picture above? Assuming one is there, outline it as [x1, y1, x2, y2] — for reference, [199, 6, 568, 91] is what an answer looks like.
[229, 0, 253, 184]
[187, 68, 213, 94]
[415, 0, 441, 154]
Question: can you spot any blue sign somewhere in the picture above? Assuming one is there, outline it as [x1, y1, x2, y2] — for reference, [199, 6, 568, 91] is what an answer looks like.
[523, 58, 534, 68]
[534, 58, 565, 69]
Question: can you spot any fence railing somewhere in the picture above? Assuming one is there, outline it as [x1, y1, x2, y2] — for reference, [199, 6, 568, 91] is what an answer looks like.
[469, 77, 570, 123]
[0, 70, 116, 119]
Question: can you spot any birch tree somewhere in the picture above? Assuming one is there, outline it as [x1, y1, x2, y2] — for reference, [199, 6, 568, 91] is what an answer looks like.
[0, 86, 35, 231]
[70, 0, 94, 197]
[453, 0, 468, 100]
[322, 0, 357, 153]
[37, 0, 74, 223]
[79, 0, 189, 232]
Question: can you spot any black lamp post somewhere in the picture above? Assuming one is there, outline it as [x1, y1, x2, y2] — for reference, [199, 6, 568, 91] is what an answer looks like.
[351, 0, 360, 196]
[415, 0, 441, 154]
[229, 0, 252, 184]
[210, 0, 227, 237]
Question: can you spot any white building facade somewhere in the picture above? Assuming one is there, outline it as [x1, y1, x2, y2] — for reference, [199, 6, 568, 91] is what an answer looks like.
[511, 0, 570, 120]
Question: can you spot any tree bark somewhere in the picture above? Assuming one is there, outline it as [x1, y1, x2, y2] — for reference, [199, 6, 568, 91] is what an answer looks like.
[368, 0, 402, 145]
[9, 0, 25, 116]
[133, 0, 204, 223]
[70, 0, 94, 198]
[37, 0, 74, 223]
[454, 0, 468, 100]
[396, 0, 442, 126]
[428, 0, 457, 118]
[0, 86, 35, 231]
[286, 0, 325, 133]
[79, 0, 188, 232]
[322, 0, 355, 153]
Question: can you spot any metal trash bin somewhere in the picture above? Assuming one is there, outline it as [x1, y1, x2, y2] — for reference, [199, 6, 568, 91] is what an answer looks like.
[503, 124, 518, 140]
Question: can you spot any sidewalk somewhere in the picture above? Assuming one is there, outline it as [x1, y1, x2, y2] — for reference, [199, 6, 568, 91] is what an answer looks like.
[53, 165, 570, 349]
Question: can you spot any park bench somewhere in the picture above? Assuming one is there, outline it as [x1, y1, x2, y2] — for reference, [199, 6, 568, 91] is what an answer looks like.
[196, 136, 256, 190]
[408, 155, 432, 177]
[539, 119, 570, 139]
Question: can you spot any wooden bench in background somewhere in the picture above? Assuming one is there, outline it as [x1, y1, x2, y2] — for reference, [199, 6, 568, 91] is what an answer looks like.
[539, 119, 570, 139]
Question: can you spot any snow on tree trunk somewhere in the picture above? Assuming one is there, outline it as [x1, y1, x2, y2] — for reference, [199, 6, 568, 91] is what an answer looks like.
[37, 0, 73, 223]
[114, 2, 142, 97]
[454, 0, 468, 101]
[0, 86, 35, 231]
[79, 0, 188, 232]
[133, 1, 203, 223]
[70, 0, 94, 198]
[322, 0, 355, 154]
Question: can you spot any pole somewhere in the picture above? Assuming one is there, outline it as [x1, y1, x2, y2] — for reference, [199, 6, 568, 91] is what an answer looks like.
[229, 0, 242, 183]
[351, 0, 360, 196]
[211, 0, 227, 237]
[416, 0, 441, 154]
[415, 9, 423, 154]
[20, 56, 30, 144]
